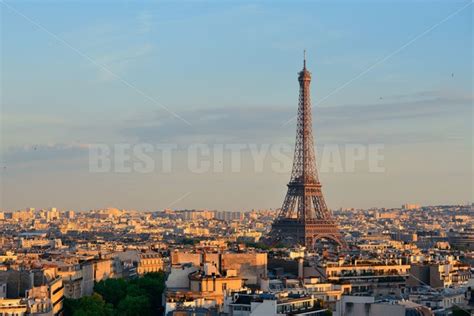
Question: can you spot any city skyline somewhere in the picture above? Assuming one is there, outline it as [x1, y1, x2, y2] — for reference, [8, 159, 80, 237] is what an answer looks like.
[1, 1, 473, 211]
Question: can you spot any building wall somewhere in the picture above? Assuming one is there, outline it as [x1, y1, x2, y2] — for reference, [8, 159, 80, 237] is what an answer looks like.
[171, 251, 202, 267]
[250, 300, 277, 316]
[334, 296, 375, 316]
[368, 303, 405, 316]
[137, 254, 164, 275]
[0, 271, 34, 298]
[81, 263, 94, 297]
[221, 253, 267, 285]
[324, 264, 410, 278]
[166, 265, 198, 289]
[407, 265, 430, 287]
[94, 259, 113, 282]
[62, 278, 82, 299]
[190, 277, 242, 295]
[189, 276, 243, 305]
[203, 253, 220, 270]
[408, 263, 469, 289]
[429, 265, 445, 289]
[49, 277, 64, 316]
[0, 298, 27, 315]
[0, 283, 6, 299]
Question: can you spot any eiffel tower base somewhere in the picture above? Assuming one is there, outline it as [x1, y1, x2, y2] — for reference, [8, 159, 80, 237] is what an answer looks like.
[270, 218, 346, 249]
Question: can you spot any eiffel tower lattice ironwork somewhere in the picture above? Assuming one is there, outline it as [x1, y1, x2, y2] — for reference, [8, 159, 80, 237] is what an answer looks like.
[269, 53, 346, 249]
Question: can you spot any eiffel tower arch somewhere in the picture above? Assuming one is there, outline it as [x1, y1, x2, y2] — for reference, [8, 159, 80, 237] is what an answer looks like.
[268, 53, 346, 249]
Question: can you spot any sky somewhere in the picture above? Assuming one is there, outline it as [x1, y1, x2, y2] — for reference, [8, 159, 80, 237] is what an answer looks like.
[1, 0, 472, 211]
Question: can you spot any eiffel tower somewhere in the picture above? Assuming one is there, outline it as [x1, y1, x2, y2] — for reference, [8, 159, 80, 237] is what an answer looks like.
[269, 53, 346, 249]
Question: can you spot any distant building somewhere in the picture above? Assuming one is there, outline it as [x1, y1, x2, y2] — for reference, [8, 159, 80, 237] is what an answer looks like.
[408, 262, 471, 288]
[448, 229, 474, 251]
[391, 231, 418, 243]
[409, 289, 466, 312]
[402, 204, 421, 210]
[19, 233, 62, 249]
[180, 210, 215, 221]
[137, 252, 164, 275]
[12, 210, 34, 222]
[65, 210, 75, 220]
[46, 208, 60, 222]
[215, 211, 243, 222]
[114, 250, 164, 276]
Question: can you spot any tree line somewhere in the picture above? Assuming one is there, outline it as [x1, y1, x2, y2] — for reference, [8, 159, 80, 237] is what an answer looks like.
[64, 271, 165, 316]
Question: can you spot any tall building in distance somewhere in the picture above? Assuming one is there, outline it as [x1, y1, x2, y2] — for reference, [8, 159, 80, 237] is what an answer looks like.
[269, 53, 345, 248]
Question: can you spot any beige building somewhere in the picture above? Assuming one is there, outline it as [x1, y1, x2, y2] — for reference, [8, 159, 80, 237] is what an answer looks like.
[189, 271, 243, 304]
[171, 250, 267, 285]
[303, 281, 352, 303]
[402, 204, 421, 210]
[26, 285, 53, 316]
[221, 253, 267, 285]
[137, 252, 164, 275]
[408, 262, 471, 288]
[114, 250, 164, 276]
[0, 298, 27, 315]
[94, 259, 114, 282]
[57, 261, 94, 299]
[317, 260, 410, 280]
[312, 260, 410, 294]
[166, 263, 245, 312]
[49, 277, 64, 316]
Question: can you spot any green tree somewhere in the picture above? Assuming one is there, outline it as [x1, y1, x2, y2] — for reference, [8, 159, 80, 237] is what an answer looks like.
[117, 295, 151, 316]
[126, 283, 147, 297]
[452, 307, 470, 316]
[64, 293, 113, 316]
[244, 242, 270, 250]
[66, 272, 166, 316]
[94, 278, 128, 307]
[130, 272, 165, 313]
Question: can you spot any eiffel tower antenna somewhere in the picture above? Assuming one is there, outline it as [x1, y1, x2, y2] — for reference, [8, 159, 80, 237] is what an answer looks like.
[268, 55, 346, 249]
[303, 49, 306, 69]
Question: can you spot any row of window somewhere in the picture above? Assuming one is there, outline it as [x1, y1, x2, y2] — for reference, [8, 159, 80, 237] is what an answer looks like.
[232, 306, 251, 311]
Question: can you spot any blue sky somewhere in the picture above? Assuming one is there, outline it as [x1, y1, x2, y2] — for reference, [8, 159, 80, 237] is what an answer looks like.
[1, 0, 472, 211]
